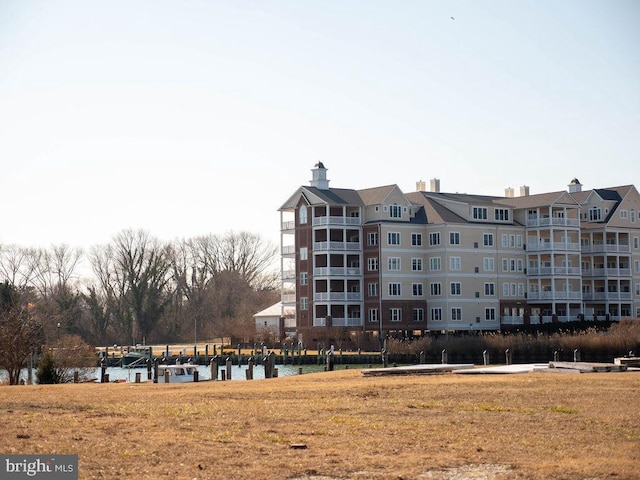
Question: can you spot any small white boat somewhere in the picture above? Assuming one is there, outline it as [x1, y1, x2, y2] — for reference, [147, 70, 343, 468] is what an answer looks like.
[157, 364, 200, 383]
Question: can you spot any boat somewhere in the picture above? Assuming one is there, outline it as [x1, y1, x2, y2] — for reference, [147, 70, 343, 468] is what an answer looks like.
[122, 346, 152, 368]
[157, 364, 200, 383]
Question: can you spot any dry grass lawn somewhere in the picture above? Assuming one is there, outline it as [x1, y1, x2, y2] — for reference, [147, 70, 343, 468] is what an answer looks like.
[1, 369, 639, 480]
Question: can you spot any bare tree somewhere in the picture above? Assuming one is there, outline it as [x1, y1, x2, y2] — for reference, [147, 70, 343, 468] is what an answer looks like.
[0, 282, 42, 385]
[88, 230, 173, 344]
[0, 245, 38, 287]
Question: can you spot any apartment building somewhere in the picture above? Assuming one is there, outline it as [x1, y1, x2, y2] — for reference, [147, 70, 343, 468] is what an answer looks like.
[279, 164, 640, 339]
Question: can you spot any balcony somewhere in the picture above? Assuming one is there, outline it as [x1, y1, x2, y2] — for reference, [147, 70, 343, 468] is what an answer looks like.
[281, 293, 296, 304]
[281, 245, 296, 256]
[313, 267, 362, 277]
[313, 292, 363, 302]
[282, 270, 296, 281]
[313, 317, 364, 327]
[312, 216, 361, 226]
[314, 241, 361, 252]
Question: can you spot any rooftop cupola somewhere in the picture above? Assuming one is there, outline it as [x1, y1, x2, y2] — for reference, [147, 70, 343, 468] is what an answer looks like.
[568, 177, 582, 193]
[310, 162, 330, 190]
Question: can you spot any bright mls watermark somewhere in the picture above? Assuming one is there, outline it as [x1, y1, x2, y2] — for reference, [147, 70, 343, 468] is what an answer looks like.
[1, 455, 77, 479]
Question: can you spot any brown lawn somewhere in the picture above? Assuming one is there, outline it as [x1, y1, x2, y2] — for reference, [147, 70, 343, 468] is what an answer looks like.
[1, 369, 639, 480]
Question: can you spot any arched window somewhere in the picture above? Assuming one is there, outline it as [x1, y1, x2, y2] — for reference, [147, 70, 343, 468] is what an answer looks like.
[299, 205, 307, 224]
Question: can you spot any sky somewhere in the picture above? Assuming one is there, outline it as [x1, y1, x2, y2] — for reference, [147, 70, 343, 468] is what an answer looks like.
[1, 0, 638, 250]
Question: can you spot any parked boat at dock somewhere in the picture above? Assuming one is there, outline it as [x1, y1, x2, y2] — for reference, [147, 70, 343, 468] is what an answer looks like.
[157, 364, 200, 383]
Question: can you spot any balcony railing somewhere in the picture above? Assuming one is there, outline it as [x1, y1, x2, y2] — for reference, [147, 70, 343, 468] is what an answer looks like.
[281, 245, 296, 255]
[582, 292, 632, 301]
[526, 217, 580, 228]
[281, 220, 296, 231]
[582, 268, 632, 277]
[312, 216, 361, 226]
[528, 266, 582, 276]
[526, 241, 580, 252]
[281, 293, 296, 304]
[314, 241, 361, 252]
[527, 291, 582, 300]
[313, 267, 362, 276]
[581, 243, 630, 253]
[282, 270, 296, 281]
[313, 292, 363, 302]
[314, 317, 364, 327]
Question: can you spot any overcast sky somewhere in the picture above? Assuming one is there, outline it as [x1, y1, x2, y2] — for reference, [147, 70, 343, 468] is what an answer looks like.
[1, 0, 638, 250]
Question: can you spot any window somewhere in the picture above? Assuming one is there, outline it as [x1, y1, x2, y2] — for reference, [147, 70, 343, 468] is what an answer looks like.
[502, 258, 509, 272]
[368, 257, 378, 271]
[388, 257, 401, 271]
[300, 297, 308, 310]
[503, 283, 510, 296]
[300, 272, 308, 285]
[517, 259, 524, 272]
[431, 308, 442, 321]
[413, 308, 424, 322]
[634, 237, 639, 249]
[368, 308, 379, 323]
[632, 210, 636, 223]
[518, 283, 524, 296]
[450, 282, 461, 295]
[510, 235, 516, 248]
[472, 207, 488, 220]
[429, 257, 441, 271]
[511, 283, 517, 296]
[450, 232, 460, 245]
[300, 247, 308, 261]
[483, 233, 494, 247]
[636, 283, 640, 296]
[389, 205, 402, 218]
[517, 235, 523, 248]
[485, 308, 496, 321]
[484, 283, 495, 296]
[451, 308, 462, 321]
[368, 283, 378, 297]
[510, 259, 516, 272]
[390, 308, 402, 322]
[388, 232, 400, 245]
[411, 233, 422, 246]
[483, 257, 494, 272]
[502, 234, 508, 247]
[621, 210, 628, 219]
[494, 208, 509, 221]
[388, 283, 401, 296]
[589, 206, 602, 221]
[430, 282, 442, 296]
[412, 283, 424, 296]
[429, 232, 440, 245]
[635, 260, 640, 273]
[299, 206, 308, 224]
[450, 257, 461, 270]
[367, 232, 378, 246]
[412, 258, 423, 271]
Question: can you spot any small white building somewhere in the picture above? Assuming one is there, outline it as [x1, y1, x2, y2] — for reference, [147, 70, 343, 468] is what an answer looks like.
[254, 302, 296, 339]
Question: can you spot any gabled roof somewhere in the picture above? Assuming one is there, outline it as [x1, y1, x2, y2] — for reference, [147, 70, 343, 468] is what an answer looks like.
[405, 192, 468, 224]
[496, 190, 579, 209]
[279, 186, 363, 210]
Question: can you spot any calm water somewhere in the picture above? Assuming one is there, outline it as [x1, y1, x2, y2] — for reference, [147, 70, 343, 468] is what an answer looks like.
[2, 363, 368, 383]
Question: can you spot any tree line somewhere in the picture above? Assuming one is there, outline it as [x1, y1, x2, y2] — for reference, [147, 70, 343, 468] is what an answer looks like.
[0, 229, 280, 353]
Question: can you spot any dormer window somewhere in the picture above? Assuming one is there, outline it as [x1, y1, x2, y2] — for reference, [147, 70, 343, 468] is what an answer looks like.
[589, 206, 601, 222]
[389, 205, 402, 218]
[472, 207, 488, 220]
[494, 208, 509, 221]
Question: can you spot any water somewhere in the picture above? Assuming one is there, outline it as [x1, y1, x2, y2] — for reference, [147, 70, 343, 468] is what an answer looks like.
[1, 363, 364, 384]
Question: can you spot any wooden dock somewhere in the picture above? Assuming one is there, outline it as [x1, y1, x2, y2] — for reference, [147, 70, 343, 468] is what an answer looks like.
[548, 361, 628, 373]
[361, 364, 474, 376]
